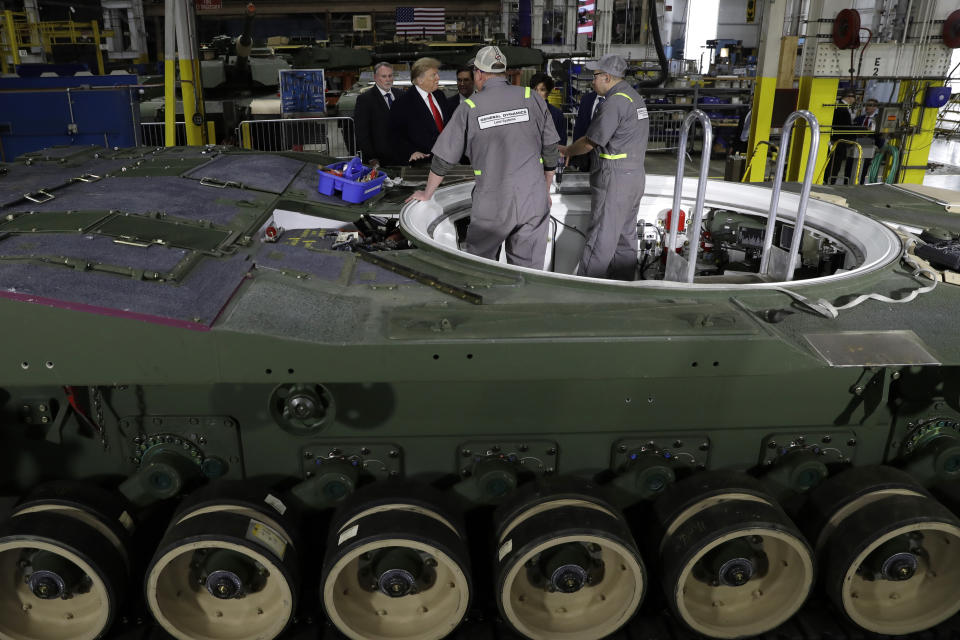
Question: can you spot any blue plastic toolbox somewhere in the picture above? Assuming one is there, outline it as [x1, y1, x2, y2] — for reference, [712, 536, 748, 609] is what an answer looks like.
[317, 157, 387, 204]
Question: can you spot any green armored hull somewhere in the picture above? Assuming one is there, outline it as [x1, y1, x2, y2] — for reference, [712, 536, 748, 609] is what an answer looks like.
[1, 144, 960, 640]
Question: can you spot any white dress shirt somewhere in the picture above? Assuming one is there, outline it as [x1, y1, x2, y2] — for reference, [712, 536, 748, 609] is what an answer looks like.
[415, 85, 443, 123]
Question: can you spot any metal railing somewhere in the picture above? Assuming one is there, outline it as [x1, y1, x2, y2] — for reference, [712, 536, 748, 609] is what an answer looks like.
[648, 109, 687, 152]
[139, 122, 187, 147]
[236, 117, 356, 157]
[665, 110, 713, 283]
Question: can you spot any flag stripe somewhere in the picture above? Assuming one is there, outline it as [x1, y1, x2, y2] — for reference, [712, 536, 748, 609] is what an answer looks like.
[396, 7, 446, 34]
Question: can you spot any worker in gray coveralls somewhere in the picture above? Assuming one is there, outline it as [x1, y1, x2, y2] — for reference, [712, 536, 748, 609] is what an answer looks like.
[406, 46, 560, 268]
[561, 54, 649, 280]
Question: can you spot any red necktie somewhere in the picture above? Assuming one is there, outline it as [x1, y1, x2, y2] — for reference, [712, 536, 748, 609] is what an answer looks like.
[428, 93, 444, 133]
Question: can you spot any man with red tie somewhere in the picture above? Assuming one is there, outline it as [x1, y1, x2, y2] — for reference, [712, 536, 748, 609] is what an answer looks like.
[407, 46, 560, 269]
[389, 57, 454, 165]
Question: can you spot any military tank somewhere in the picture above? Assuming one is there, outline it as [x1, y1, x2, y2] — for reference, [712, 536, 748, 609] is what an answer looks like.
[0, 138, 959, 640]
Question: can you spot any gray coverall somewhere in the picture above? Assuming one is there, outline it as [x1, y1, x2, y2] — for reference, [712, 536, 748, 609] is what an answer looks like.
[579, 80, 649, 280]
[431, 76, 560, 268]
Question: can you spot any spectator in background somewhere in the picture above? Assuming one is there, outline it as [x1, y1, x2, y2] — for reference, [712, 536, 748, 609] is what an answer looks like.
[529, 72, 567, 145]
[734, 108, 751, 154]
[354, 62, 403, 165]
[855, 98, 883, 184]
[828, 89, 857, 184]
[453, 66, 475, 108]
[571, 88, 601, 171]
[390, 57, 454, 164]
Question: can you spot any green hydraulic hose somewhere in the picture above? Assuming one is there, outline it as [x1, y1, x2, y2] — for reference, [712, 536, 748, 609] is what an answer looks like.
[868, 143, 900, 184]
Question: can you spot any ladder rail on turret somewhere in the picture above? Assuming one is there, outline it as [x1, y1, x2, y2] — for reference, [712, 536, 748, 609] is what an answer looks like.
[665, 109, 713, 283]
[758, 110, 820, 281]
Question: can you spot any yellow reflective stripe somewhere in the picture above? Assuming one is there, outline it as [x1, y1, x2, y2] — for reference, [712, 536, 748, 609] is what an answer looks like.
[598, 153, 628, 159]
[465, 98, 476, 108]
[614, 92, 634, 102]
[539, 158, 543, 164]
[524, 87, 531, 98]
[474, 169, 482, 175]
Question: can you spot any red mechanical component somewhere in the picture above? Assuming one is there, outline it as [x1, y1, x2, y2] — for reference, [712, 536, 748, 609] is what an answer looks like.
[665, 208, 686, 233]
[832, 9, 862, 50]
[944, 10, 960, 49]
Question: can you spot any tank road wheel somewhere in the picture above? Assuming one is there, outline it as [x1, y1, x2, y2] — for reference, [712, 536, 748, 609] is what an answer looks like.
[808, 466, 960, 635]
[11, 481, 135, 574]
[145, 507, 299, 640]
[321, 486, 471, 640]
[492, 484, 646, 640]
[655, 472, 814, 639]
[0, 510, 126, 640]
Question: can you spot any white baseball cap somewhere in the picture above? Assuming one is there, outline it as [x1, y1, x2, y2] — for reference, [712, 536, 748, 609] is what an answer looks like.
[468, 46, 508, 73]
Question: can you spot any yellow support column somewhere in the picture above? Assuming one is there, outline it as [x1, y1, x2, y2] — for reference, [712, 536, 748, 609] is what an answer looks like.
[240, 121, 252, 149]
[0, 13, 9, 74]
[90, 20, 105, 74]
[206, 120, 216, 143]
[191, 56, 208, 144]
[743, 0, 787, 182]
[897, 81, 940, 185]
[163, 0, 177, 147]
[787, 76, 836, 183]
[164, 57, 176, 146]
[3, 11, 21, 69]
[178, 57, 203, 146]
[745, 76, 776, 181]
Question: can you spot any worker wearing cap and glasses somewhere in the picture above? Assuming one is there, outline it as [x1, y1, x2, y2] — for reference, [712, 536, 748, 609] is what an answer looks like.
[561, 54, 649, 280]
[407, 46, 560, 269]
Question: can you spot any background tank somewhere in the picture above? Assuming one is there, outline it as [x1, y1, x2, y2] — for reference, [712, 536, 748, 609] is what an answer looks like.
[0, 144, 959, 639]
[140, 4, 292, 141]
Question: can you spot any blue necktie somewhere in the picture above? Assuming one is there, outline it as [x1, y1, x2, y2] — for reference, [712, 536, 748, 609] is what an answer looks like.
[594, 95, 605, 119]
[386, 92, 393, 108]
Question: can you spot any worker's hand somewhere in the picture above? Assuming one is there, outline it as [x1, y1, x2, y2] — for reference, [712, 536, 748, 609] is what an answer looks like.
[409, 151, 430, 162]
[558, 145, 569, 158]
[406, 190, 431, 203]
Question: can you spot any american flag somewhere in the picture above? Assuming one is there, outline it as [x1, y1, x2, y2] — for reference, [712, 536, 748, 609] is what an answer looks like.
[395, 7, 446, 36]
[577, 0, 594, 35]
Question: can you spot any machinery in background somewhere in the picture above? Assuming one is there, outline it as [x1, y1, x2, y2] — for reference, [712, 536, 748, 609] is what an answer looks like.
[141, 3, 291, 143]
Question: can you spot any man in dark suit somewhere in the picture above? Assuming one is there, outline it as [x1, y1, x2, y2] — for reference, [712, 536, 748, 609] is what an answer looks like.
[571, 90, 600, 171]
[452, 66, 475, 110]
[390, 57, 455, 165]
[828, 89, 857, 184]
[354, 62, 403, 165]
[855, 98, 883, 184]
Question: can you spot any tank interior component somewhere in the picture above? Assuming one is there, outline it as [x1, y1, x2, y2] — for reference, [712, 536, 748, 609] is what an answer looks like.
[402, 172, 899, 288]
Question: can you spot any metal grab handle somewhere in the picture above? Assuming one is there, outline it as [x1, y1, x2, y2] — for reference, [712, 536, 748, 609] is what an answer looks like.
[758, 110, 820, 280]
[199, 177, 242, 189]
[23, 189, 55, 204]
[666, 109, 713, 283]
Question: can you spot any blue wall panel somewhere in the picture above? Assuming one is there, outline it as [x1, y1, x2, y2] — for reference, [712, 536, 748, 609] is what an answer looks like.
[0, 75, 139, 160]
